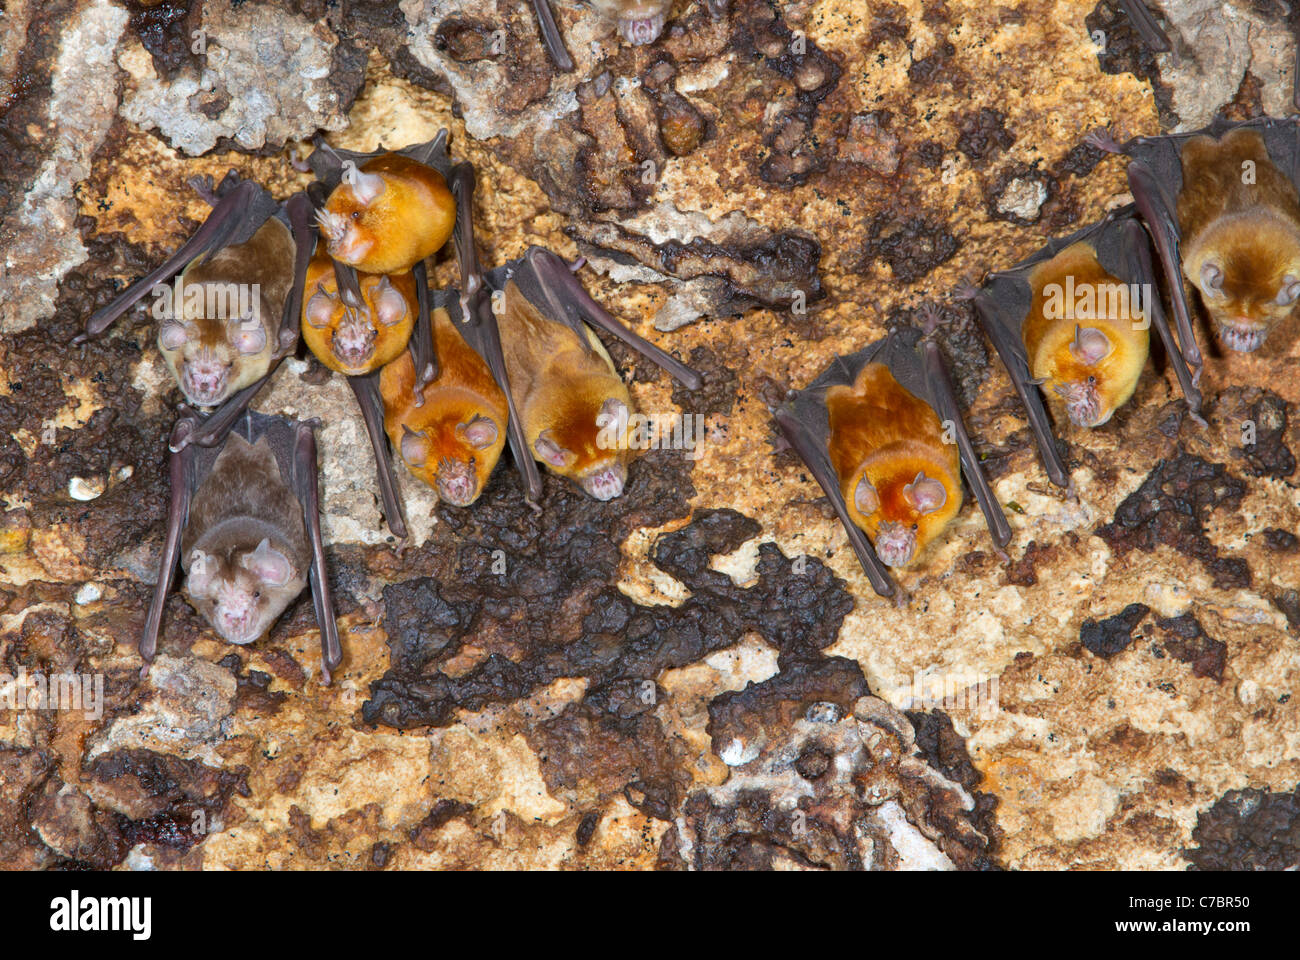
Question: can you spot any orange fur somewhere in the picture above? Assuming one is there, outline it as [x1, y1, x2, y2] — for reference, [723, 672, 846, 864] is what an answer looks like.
[496, 280, 635, 497]
[301, 251, 416, 376]
[322, 154, 455, 275]
[1178, 128, 1300, 349]
[826, 362, 961, 563]
[380, 306, 507, 506]
[1024, 241, 1149, 425]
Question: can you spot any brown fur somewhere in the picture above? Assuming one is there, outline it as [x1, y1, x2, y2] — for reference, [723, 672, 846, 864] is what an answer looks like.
[496, 280, 635, 494]
[826, 362, 961, 560]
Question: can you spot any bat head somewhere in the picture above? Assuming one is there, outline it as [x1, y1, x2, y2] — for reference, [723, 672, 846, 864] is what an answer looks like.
[159, 281, 272, 408]
[184, 537, 305, 645]
[592, 0, 672, 45]
[1035, 321, 1147, 429]
[318, 164, 388, 267]
[1184, 213, 1300, 353]
[399, 410, 503, 507]
[302, 258, 415, 375]
[532, 391, 633, 501]
[849, 465, 958, 568]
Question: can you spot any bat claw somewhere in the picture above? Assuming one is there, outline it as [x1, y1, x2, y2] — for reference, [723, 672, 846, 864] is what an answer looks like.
[953, 280, 981, 301]
[1084, 126, 1123, 154]
[917, 301, 948, 336]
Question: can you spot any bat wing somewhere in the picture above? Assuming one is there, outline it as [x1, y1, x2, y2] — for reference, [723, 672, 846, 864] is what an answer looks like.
[871, 328, 1012, 550]
[968, 270, 1070, 487]
[1092, 209, 1204, 420]
[349, 372, 408, 540]
[287, 419, 342, 683]
[775, 369, 897, 599]
[441, 287, 545, 505]
[495, 246, 704, 389]
[81, 177, 279, 340]
[308, 130, 454, 185]
[530, 0, 574, 71]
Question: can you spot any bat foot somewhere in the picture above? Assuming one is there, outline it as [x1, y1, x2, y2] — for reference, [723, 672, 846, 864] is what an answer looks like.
[137, 660, 152, 682]
[952, 280, 981, 301]
[1084, 126, 1123, 154]
[917, 301, 948, 337]
[892, 586, 910, 609]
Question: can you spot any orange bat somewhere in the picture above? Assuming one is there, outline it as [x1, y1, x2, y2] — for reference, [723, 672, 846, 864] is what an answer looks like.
[379, 300, 508, 507]
[775, 313, 1010, 598]
[485, 248, 702, 502]
[301, 251, 416, 376]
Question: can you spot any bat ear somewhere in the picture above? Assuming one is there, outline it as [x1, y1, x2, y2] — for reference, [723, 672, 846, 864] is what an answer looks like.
[1277, 275, 1300, 307]
[1199, 261, 1225, 298]
[228, 319, 267, 355]
[372, 276, 409, 327]
[306, 288, 335, 328]
[159, 321, 189, 351]
[241, 538, 293, 586]
[187, 550, 214, 594]
[903, 471, 947, 514]
[343, 165, 386, 206]
[400, 425, 429, 466]
[458, 415, 498, 450]
[853, 474, 879, 515]
[1069, 326, 1112, 365]
[596, 398, 628, 428]
[534, 430, 570, 468]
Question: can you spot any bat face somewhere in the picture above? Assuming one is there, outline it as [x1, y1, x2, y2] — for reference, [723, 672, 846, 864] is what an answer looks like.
[184, 537, 306, 645]
[1025, 242, 1149, 427]
[380, 309, 508, 507]
[532, 388, 633, 501]
[301, 253, 416, 376]
[590, 0, 672, 45]
[1177, 128, 1300, 353]
[156, 217, 291, 408]
[1183, 217, 1300, 353]
[316, 154, 455, 275]
[180, 434, 310, 646]
[826, 363, 961, 568]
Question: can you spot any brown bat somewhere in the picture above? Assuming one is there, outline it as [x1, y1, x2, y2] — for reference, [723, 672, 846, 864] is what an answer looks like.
[77, 173, 314, 448]
[774, 312, 1010, 598]
[378, 290, 509, 507]
[301, 251, 417, 377]
[963, 207, 1203, 487]
[1091, 117, 1300, 359]
[486, 247, 702, 502]
[143, 410, 341, 683]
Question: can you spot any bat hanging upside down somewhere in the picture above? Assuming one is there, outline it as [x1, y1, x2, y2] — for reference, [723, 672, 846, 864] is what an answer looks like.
[76, 172, 314, 448]
[1091, 117, 1300, 358]
[144, 411, 341, 683]
[486, 247, 702, 502]
[775, 310, 1011, 598]
[965, 206, 1202, 487]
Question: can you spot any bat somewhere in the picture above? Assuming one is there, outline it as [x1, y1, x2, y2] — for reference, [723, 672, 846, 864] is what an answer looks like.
[590, 0, 674, 46]
[774, 310, 1011, 599]
[301, 250, 418, 377]
[963, 206, 1203, 488]
[309, 132, 502, 532]
[486, 246, 702, 501]
[1091, 118, 1300, 359]
[378, 289, 509, 507]
[76, 173, 314, 446]
[142, 410, 341, 683]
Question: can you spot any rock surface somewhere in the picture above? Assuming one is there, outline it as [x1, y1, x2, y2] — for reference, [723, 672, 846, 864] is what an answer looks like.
[0, 0, 1297, 871]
